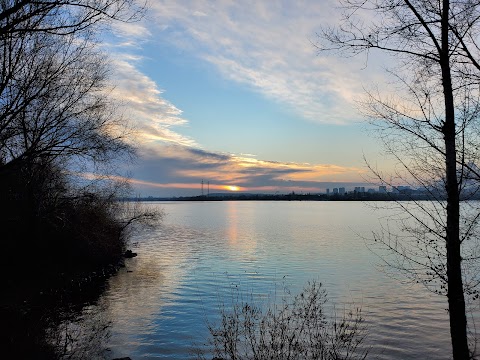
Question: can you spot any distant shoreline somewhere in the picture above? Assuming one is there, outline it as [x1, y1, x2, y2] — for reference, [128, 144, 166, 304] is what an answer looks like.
[120, 191, 468, 202]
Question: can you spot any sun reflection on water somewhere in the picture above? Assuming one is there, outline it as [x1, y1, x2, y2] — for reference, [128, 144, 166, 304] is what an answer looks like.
[70, 201, 456, 360]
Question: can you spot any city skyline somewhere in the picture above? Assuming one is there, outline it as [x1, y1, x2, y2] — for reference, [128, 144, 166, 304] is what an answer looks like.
[135, 179, 409, 198]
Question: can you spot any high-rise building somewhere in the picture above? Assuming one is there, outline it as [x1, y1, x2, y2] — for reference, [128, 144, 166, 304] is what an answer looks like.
[339, 187, 345, 194]
[379, 186, 387, 193]
[333, 188, 338, 194]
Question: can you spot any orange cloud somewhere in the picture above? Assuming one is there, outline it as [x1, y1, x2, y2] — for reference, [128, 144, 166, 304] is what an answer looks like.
[174, 154, 366, 184]
[79, 144, 370, 196]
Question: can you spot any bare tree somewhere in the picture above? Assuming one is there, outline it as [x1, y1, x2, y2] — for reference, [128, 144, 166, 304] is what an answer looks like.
[0, 0, 142, 170]
[0, 0, 146, 260]
[318, 1, 480, 359]
[0, 19, 134, 241]
[0, 0, 155, 357]
[0, 30, 132, 173]
[0, 0, 143, 36]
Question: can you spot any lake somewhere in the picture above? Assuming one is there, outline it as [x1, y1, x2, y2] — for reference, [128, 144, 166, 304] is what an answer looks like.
[80, 201, 473, 359]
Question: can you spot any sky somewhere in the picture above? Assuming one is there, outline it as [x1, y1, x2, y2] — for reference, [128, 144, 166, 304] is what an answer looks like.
[104, 0, 395, 197]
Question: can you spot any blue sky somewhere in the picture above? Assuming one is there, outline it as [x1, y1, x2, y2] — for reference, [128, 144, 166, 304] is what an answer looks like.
[103, 0, 393, 196]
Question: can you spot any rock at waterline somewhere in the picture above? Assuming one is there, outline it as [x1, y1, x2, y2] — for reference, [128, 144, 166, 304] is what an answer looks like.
[124, 250, 137, 258]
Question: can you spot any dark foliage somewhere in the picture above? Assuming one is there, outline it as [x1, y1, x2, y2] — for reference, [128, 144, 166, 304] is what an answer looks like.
[0, 0, 152, 357]
[0, 157, 127, 285]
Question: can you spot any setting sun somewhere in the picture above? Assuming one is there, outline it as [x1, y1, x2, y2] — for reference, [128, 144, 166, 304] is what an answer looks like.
[226, 185, 240, 192]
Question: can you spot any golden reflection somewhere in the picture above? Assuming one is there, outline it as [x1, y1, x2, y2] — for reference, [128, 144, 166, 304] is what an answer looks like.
[227, 201, 238, 245]
[225, 202, 258, 258]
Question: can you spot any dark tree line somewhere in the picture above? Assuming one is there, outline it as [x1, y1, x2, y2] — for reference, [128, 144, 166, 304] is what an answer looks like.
[0, 1, 160, 357]
[0, 0, 152, 283]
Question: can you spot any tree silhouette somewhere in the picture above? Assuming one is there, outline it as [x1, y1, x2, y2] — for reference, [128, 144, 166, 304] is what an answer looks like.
[319, 1, 480, 358]
[0, 0, 150, 277]
[0, 0, 143, 36]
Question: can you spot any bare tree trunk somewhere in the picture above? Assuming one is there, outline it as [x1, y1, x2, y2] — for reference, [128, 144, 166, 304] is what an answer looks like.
[441, 1, 469, 358]
[444, 92, 469, 360]
[445, 122, 469, 359]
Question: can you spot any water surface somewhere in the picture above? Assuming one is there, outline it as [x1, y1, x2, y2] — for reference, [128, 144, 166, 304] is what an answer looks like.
[94, 201, 468, 359]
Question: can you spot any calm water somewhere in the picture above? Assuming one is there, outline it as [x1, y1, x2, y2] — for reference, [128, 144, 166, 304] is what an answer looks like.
[86, 201, 477, 359]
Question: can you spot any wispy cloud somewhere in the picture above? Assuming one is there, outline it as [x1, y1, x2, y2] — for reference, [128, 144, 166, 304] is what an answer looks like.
[147, 0, 375, 124]
[102, 17, 198, 150]
[108, 54, 197, 147]
[113, 21, 151, 40]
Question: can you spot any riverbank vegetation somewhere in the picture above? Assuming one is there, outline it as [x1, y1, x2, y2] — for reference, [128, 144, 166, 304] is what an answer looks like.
[0, 0, 157, 281]
[0, 0, 159, 357]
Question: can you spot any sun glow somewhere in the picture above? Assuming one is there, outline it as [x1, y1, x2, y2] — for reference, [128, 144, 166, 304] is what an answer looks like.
[225, 185, 240, 192]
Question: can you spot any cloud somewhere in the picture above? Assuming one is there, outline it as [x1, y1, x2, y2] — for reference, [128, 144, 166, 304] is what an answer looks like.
[107, 54, 197, 148]
[101, 1, 386, 150]
[103, 16, 202, 151]
[97, 2, 384, 196]
[126, 144, 369, 196]
[111, 21, 152, 45]
[147, 0, 376, 124]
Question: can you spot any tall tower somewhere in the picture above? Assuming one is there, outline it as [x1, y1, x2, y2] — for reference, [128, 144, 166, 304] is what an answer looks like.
[201, 179, 204, 196]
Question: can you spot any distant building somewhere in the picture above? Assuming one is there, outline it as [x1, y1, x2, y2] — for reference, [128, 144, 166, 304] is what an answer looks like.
[379, 186, 387, 193]
[393, 185, 411, 194]
[333, 188, 338, 194]
[367, 188, 375, 193]
[326, 188, 330, 195]
[339, 187, 345, 195]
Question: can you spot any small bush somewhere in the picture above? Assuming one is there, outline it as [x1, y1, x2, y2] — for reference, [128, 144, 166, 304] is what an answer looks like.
[198, 281, 368, 360]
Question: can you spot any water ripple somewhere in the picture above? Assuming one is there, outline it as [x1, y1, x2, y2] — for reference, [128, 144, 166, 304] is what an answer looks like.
[85, 202, 464, 359]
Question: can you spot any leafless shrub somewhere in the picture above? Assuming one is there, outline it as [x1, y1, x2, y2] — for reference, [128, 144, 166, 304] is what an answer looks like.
[197, 281, 368, 360]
